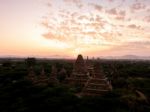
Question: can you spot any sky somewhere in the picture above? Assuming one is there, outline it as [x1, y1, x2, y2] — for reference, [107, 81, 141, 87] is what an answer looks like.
[0, 0, 150, 58]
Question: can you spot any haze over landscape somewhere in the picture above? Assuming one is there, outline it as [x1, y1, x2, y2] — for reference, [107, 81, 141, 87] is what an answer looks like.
[0, 0, 150, 58]
[1, 1, 150, 111]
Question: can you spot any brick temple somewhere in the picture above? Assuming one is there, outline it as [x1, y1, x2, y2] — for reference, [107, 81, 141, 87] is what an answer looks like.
[27, 54, 112, 96]
[65, 54, 89, 88]
[66, 54, 112, 96]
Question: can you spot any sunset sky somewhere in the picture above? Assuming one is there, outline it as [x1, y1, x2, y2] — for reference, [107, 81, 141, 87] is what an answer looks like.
[0, 0, 150, 58]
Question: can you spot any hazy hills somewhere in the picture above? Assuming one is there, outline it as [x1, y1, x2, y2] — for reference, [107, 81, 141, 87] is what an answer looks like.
[0, 55, 150, 60]
[103, 55, 150, 60]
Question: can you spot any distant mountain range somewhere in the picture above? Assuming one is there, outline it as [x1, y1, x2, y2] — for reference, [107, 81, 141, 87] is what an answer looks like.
[103, 55, 150, 60]
[0, 55, 150, 60]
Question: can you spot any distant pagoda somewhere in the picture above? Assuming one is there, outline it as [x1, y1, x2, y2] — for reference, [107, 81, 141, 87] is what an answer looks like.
[36, 67, 49, 86]
[58, 67, 67, 82]
[48, 65, 59, 85]
[26, 66, 37, 84]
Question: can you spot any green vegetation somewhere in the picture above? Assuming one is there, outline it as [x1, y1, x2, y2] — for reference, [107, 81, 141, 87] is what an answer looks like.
[0, 58, 150, 112]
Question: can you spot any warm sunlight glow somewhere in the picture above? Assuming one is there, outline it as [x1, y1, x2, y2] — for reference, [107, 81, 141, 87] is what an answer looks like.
[0, 0, 150, 58]
[40, 38, 70, 49]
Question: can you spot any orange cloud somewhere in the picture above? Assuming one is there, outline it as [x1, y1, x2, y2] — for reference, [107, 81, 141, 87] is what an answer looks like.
[115, 10, 126, 20]
[63, 0, 83, 8]
[41, 0, 149, 57]
[106, 8, 126, 20]
[128, 24, 141, 29]
[115, 16, 125, 20]
[41, 21, 49, 29]
[115, 41, 150, 51]
[107, 0, 114, 2]
[47, 3, 52, 7]
[42, 32, 68, 42]
[119, 10, 126, 16]
[89, 3, 103, 12]
[106, 8, 117, 15]
[131, 2, 146, 11]
[144, 15, 150, 23]
[78, 15, 89, 20]
[147, 8, 150, 12]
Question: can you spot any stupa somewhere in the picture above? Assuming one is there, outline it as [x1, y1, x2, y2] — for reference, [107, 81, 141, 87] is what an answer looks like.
[48, 65, 59, 85]
[37, 67, 49, 86]
[58, 67, 67, 82]
[65, 54, 89, 89]
[26, 66, 37, 84]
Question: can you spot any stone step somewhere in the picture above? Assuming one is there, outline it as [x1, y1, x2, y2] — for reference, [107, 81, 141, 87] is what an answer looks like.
[74, 76, 89, 79]
[88, 83, 108, 86]
[66, 78, 88, 81]
[83, 88, 109, 94]
[86, 86, 109, 90]
[86, 84, 109, 90]
[82, 93, 105, 96]
[65, 78, 88, 86]
[67, 79, 88, 82]
[89, 79, 107, 84]
[94, 75, 106, 79]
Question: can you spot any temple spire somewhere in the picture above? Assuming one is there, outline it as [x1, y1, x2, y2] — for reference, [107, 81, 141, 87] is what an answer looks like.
[74, 54, 86, 74]
[48, 65, 59, 85]
[37, 67, 48, 86]
[26, 66, 37, 83]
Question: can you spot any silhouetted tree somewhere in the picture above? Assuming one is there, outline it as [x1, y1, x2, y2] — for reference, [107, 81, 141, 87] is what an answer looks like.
[25, 57, 36, 67]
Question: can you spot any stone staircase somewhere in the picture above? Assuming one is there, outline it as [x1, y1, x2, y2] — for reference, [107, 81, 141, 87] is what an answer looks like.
[81, 77, 111, 96]
[65, 73, 89, 88]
